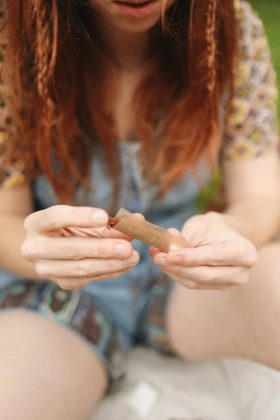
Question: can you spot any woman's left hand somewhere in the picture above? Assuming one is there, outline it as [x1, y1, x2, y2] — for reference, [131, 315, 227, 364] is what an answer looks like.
[151, 212, 258, 290]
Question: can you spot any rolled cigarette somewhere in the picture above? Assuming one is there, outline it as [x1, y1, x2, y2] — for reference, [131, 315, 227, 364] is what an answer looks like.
[110, 208, 191, 252]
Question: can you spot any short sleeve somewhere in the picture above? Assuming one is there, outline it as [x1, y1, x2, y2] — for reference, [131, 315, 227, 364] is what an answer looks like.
[0, 5, 26, 189]
[221, 0, 279, 162]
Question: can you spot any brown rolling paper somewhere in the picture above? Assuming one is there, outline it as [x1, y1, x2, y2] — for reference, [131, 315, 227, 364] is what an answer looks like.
[109, 208, 191, 252]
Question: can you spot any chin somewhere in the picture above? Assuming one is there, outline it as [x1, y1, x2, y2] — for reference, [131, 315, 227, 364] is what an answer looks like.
[109, 13, 162, 33]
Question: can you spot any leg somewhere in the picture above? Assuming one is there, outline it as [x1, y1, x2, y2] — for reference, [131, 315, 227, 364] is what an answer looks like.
[167, 243, 280, 369]
[0, 309, 107, 420]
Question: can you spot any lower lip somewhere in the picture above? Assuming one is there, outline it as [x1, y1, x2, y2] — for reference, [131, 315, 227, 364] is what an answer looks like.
[113, 0, 160, 19]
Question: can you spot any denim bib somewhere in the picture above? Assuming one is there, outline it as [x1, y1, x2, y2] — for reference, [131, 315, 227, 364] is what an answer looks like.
[0, 142, 210, 337]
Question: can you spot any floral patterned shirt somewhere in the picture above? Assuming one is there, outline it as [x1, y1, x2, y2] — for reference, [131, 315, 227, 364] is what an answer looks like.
[0, 0, 279, 189]
[222, 0, 279, 161]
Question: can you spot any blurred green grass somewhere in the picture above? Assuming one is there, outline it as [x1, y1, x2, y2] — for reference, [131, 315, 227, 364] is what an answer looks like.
[250, 0, 280, 118]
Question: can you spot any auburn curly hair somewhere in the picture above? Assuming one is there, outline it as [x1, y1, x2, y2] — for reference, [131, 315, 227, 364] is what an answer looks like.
[2, 0, 237, 207]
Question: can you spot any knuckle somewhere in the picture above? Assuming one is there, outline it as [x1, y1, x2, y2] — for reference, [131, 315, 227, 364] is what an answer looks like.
[21, 237, 49, 260]
[247, 247, 258, 266]
[189, 215, 203, 224]
[106, 260, 120, 273]
[202, 272, 215, 283]
[238, 242, 257, 267]
[238, 278, 248, 286]
[190, 216, 206, 230]
[183, 215, 202, 230]
[48, 205, 61, 215]
[185, 255, 196, 265]
[238, 242, 248, 257]
[75, 262, 92, 277]
[70, 206, 84, 218]
[214, 252, 224, 264]
[177, 267, 186, 277]
[57, 282, 67, 290]
[111, 271, 125, 279]
[45, 205, 69, 229]
[57, 281, 74, 291]
[236, 271, 249, 285]
[93, 273, 111, 281]
[109, 273, 119, 280]
[183, 280, 199, 290]
[42, 208, 57, 229]
[20, 241, 30, 258]
[205, 277, 215, 284]
[129, 253, 140, 266]
[23, 214, 32, 231]
[21, 241, 36, 260]
[213, 277, 223, 284]
[64, 244, 77, 259]
[92, 243, 103, 258]
[35, 263, 48, 278]
[59, 281, 84, 290]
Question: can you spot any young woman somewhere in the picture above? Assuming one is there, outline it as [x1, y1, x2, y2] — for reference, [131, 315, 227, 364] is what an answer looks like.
[0, 0, 279, 418]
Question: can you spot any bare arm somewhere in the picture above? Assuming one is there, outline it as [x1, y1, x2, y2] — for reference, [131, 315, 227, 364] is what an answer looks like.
[221, 152, 280, 247]
[0, 184, 39, 278]
[218, 1, 280, 247]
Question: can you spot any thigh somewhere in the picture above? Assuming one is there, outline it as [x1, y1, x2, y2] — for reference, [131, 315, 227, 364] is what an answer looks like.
[167, 243, 280, 368]
[0, 279, 129, 420]
[0, 308, 106, 420]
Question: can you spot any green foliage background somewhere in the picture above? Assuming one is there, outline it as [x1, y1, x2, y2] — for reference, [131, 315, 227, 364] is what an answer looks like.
[250, 0, 280, 118]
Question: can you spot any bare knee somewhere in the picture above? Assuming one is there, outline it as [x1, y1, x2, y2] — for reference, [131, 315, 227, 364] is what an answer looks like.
[0, 309, 107, 420]
[167, 242, 280, 367]
[166, 285, 215, 361]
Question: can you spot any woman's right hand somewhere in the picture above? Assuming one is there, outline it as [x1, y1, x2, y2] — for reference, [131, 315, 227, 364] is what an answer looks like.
[21, 205, 140, 290]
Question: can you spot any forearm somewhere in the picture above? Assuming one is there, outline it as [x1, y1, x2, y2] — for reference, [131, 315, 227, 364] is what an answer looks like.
[220, 195, 280, 247]
[0, 215, 39, 279]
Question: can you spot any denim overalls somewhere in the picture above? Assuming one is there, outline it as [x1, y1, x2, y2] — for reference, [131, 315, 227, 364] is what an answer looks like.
[0, 141, 210, 385]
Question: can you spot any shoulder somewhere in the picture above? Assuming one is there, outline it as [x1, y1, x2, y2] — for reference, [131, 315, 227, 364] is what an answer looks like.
[235, 0, 273, 73]
[221, 0, 279, 162]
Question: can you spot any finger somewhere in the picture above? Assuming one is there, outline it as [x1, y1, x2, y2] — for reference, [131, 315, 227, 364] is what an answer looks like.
[149, 246, 162, 257]
[166, 274, 232, 290]
[56, 267, 132, 290]
[60, 213, 145, 240]
[35, 251, 139, 279]
[149, 230, 190, 258]
[24, 206, 108, 233]
[22, 237, 134, 261]
[155, 242, 257, 268]
[160, 265, 249, 286]
[62, 226, 133, 241]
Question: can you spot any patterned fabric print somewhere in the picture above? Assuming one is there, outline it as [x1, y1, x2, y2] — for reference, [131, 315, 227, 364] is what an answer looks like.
[0, 280, 127, 388]
[0, 5, 25, 190]
[145, 273, 175, 355]
[221, 0, 279, 161]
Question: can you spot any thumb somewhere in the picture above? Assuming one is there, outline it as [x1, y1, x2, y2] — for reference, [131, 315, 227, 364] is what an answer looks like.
[181, 215, 208, 246]
[24, 206, 108, 233]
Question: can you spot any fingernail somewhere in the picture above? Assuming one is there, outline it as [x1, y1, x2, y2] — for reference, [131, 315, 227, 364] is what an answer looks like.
[127, 259, 138, 267]
[115, 243, 129, 257]
[91, 210, 107, 225]
[129, 253, 139, 266]
[128, 261, 137, 267]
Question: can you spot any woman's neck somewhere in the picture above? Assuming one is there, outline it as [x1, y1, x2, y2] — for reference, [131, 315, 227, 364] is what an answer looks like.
[93, 15, 155, 71]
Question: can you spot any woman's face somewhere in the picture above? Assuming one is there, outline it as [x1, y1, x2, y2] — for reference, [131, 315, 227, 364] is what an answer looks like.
[89, 0, 176, 34]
